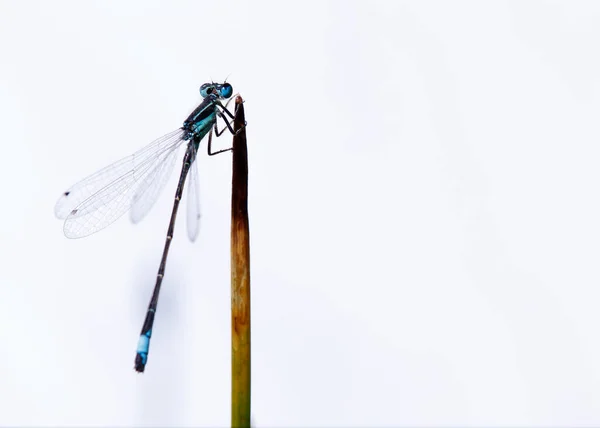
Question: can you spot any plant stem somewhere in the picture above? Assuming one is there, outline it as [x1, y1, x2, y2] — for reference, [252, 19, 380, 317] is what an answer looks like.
[230, 96, 251, 428]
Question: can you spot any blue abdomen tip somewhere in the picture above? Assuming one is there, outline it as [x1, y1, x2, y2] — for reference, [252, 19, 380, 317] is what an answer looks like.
[136, 330, 151, 353]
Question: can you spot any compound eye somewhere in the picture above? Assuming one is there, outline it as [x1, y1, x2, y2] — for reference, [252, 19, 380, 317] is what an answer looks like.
[199, 84, 215, 97]
[219, 83, 233, 98]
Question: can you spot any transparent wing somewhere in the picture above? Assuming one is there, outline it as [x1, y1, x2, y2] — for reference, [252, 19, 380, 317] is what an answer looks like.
[56, 129, 187, 238]
[55, 128, 185, 219]
[186, 152, 201, 242]
[129, 142, 180, 224]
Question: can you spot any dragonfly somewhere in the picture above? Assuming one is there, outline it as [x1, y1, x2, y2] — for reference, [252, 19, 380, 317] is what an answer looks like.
[54, 82, 239, 372]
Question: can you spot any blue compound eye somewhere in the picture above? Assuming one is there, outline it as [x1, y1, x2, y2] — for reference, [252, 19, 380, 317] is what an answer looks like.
[219, 83, 233, 98]
[199, 83, 215, 98]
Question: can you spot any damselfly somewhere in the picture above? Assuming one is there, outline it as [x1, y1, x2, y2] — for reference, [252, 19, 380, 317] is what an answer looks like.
[55, 82, 239, 372]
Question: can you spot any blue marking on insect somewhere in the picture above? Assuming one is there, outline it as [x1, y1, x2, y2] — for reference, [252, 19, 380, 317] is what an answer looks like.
[199, 83, 216, 98]
[136, 329, 152, 364]
[199, 82, 234, 99]
[218, 83, 233, 98]
[188, 113, 217, 138]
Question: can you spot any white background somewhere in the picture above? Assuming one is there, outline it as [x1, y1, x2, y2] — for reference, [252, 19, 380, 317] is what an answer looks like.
[1, 0, 600, 426]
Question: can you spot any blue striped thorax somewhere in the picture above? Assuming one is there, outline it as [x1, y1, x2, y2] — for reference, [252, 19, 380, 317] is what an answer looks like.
[182, 82, 233, 141]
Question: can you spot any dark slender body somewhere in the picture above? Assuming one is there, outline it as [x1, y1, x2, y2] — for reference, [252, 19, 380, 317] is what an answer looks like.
[135, 141, 196, 372]
[135, 85, 237, 372]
